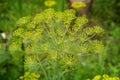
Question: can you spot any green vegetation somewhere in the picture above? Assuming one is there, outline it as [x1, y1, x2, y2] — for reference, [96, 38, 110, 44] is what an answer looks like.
[0, 0, 120, 80]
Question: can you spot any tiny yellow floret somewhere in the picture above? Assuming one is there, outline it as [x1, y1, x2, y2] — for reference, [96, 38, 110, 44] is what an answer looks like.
[71, 1, 86, 9]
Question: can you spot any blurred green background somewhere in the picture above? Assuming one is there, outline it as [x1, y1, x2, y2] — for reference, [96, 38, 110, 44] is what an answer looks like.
[0, 0, 120, 80]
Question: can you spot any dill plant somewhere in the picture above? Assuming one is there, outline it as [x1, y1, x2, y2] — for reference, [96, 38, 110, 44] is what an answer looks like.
[9, 8, 105, 80]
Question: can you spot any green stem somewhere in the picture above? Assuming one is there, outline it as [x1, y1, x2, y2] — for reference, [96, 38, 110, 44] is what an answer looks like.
[40, 63, 48, 80]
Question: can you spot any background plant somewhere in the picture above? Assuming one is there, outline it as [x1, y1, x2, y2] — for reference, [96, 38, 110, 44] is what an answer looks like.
[92, 0, 120, 77]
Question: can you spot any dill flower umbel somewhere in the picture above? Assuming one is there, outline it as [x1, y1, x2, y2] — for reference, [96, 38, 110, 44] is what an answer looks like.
[71, 1, 86, 9]
[19, 72, 40, 80]
[44, 0, 56, 7]
[92, 75, 101, 80]
[10, 8, 105, 80]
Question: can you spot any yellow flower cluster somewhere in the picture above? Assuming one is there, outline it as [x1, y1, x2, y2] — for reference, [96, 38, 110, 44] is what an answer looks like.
[71, 1, 86, 9]
[9, 41, 22, 52]
[63, 9, 76, 28]
[44, 0, 56, 7]
[54, 11, 63, 22]
[40, 43, 49, 51]
[92, 75, 101, 80]
[19, 72, 40, 80]
[79, 43, 89, 54]
[13, 28, 24, 37]
[92, 40, 105, 54]
[92, 74, 120, 80]
[62, 54, 77, 67]
[84, 26, 104, 36]
[93, 26, 105, 34]
[17, 16, 31, 27]
[74, 16, 88, 28]
[78, 33, 88, 42]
